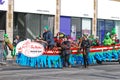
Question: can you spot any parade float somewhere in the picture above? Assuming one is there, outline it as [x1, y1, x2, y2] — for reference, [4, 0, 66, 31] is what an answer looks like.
[16, 29, 120, 68]
[16, 39, 120, 68]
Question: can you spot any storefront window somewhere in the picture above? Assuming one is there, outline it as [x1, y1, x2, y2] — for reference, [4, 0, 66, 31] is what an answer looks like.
[71, 17, 82, 40]
[115, 21, 120, 40]
[0, 11, 6, 30]
[97, 19, 115, 44]
[25, 14, 41, 39]
[13, 13, 26, 40]
[40, 15, 54, 35]
[105, 20, 114, 33]
[97, 19, 105, 44]
[13, 13, 54, 40]
[60, 16, 71, 36]
[82, 18, 92, 36]
[0, 11, 5, 44]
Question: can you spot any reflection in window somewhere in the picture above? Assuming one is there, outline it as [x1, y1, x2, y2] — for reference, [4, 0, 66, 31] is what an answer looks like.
[82, 18, 92, 35]
[13, 13, 54, 40]
[71, 17, 82, 40]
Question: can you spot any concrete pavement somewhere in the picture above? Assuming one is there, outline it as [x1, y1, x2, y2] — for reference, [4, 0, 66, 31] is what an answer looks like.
[0, 61, 120, 80]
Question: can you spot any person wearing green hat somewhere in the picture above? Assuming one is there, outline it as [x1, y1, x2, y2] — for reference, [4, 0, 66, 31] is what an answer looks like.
[3, 34, 13, 50]
[3, 34, 14, 60]
[43, 25, 55, 49]
[44, 25, 49, 31]
[4, 34, 8, 38]
[103, 33, 113, 46]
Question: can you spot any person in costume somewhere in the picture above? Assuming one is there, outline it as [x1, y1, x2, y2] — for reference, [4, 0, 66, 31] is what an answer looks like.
[103, 33, 113, 46]
[61, 36, 71, 68]
[110, 28, 118, 44]
[94, 37, 100, 46]
[54, 32, 66, 47]
[80, 34, 91, 68]
[103, 28, 117, 46]
[43, 25, 55, 50]
[2, 34, 14, 60]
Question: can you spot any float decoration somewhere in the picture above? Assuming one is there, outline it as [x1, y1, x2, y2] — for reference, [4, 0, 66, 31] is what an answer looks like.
[103, 28, 117, 46]
[103, 33, 113, 46]
[16, 42, 120, 68]
[16, 39, 62, 68]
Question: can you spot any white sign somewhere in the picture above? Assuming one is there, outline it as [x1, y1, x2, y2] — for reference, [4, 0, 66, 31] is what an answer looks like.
[61, 0, 94, 18]
[0, 0, 8, 11]
[14, 0, 56, 15]
[98, 0, 120, 20]
[16, 39, 45, 57]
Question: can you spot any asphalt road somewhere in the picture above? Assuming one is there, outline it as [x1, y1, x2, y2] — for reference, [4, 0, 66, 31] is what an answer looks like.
[0, 62, 120, 80]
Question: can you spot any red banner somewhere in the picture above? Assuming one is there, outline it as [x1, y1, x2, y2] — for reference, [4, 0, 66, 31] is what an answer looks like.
[43, 44, 120, 55]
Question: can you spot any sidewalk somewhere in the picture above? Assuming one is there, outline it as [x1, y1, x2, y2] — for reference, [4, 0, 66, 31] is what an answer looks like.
[0, 60, 33, 71]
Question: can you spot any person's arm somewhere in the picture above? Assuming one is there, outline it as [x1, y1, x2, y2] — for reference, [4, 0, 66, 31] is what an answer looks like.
[40, 40, 48, 45]
[46, 31, 54, 43]
[81, 40, 84, 48]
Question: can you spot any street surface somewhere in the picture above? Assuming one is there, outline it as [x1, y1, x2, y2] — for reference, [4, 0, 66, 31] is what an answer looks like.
[0, 62, 120, 80]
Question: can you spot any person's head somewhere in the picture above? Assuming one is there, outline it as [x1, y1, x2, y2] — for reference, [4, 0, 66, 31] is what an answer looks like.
[67, 36, 73, 42]
[105, 34, 110, 39]
[4, 34, 8, 38]
[16, 35, 19, 39]
[83, 34, 88, 40]
[63, 36, 67, 41]
[44, 25, 49, 32]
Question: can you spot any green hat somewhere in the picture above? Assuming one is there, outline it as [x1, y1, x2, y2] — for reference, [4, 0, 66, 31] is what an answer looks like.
[4, 34, 8, 38]
[44, 25, 49, 30]
[77, 36, 81, 39]
[111, 28, 116, 35]
[105, 34, 110, 39]
[83, 34, 87, 38]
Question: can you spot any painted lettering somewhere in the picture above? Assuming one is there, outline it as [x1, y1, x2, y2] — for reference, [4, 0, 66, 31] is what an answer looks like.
[31, 45, 42, 49]
[0, 0, 5, 5]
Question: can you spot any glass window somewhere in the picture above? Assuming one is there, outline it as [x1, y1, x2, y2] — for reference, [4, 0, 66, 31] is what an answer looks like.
[13, 12, 26, 40]
[97, 19, 105, 43]
[13, 13, 54, 40]
[82, 18, 92, 36]
[25, 14, 41, 39]
[105, 20, 114, 34]
[40, 15, 54, 35]
[0, 11, 6, 30]
[97, 19, 115, 44]
[71, 17, 82, 40]
[60, 16, 71, 36]
[115, 21, 120, 40]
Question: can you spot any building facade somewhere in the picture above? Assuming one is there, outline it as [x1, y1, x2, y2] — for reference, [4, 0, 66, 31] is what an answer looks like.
[0, 0, 120, 44]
